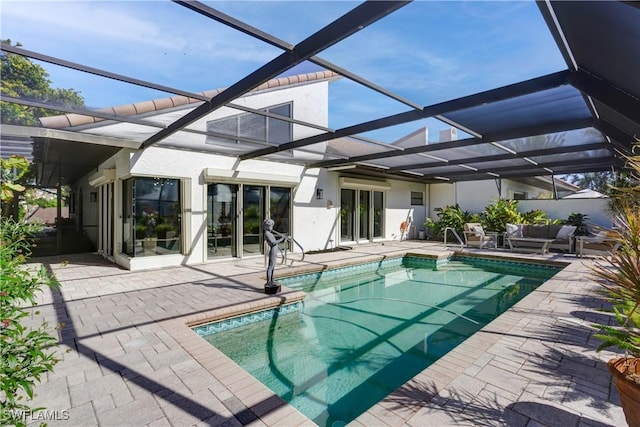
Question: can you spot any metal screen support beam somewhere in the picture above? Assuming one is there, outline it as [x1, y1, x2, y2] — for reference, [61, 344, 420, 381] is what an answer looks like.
[241, 70, 571, 161]
[56, 165, 63, 254]
[388, 141, 607, 172]
[310, 113, 589, 170]
[427, 157, 613, 180]
[142, 1, 409, 149]
[175, 1, 423, 111]
[570, 68, 640, 125]
[594, 120, 635, 154]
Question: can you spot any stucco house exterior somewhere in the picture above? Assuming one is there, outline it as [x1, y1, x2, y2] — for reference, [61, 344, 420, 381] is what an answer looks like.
[41, 71, 585, 271]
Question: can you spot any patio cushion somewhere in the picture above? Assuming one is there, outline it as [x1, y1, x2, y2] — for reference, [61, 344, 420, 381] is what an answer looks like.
[505, 223, 523, 238]
[548, 224, 563, 237]
[526, 225, 549, 239]
[471, 225, 485, 236]
[556, 225, 576, 240]
[464, 223, 484, 239]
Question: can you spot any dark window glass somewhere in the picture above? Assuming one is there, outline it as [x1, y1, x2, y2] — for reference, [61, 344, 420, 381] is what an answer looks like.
[410, 191, 424, 205]
[207, 116, 239, 144]
[341, 189, 356, 241]
[206, 102, 292, 146]
[373, 191, 384, 238]
[239, 113, 266, 142]
[123, 177, 181, 257]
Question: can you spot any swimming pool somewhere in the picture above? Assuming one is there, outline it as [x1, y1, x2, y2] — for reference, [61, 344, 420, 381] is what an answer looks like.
[195, 255, 562, 426]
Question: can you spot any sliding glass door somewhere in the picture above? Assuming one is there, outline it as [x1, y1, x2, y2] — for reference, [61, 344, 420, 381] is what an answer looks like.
[373, 191, 384, 238]
[341, 189, 356, 241]
[207, 183, 290, 259]
[207, 183, 238, 259]
[243, 185, 264, 256]
[341, 188, 384, 243]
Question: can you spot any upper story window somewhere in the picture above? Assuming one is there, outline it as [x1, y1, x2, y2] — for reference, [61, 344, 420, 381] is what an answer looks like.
[206, 102, 292, 146]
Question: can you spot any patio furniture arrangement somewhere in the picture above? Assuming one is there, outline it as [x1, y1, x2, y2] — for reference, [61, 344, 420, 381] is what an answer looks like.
[576, 233, 620, 258]
[504, 223, 576, 253]
[463, 223, 498, 249]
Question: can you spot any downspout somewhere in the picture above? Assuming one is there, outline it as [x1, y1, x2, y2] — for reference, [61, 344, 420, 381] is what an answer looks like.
[552, 174, 558, 200]
[454, 182, 458, 206]
[425, 182, 430, 223]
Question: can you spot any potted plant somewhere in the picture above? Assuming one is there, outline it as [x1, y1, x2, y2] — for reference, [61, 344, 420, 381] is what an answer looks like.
[137, 210, 159, 253]
[155, 222, 176, 240]
[591, 146, 640, 426]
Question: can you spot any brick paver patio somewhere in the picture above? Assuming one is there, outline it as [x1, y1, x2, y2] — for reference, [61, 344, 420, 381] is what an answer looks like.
[22, 241, 625, 426]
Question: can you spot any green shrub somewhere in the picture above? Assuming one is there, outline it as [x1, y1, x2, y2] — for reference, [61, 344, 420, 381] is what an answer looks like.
[424, 199, 564, 241]
[1, 219, 60, 427]
[481, 199, 522, 233]
[425, 205, 477, 240]
[521, 208, 552, 224]
[565, 212, 589, 236]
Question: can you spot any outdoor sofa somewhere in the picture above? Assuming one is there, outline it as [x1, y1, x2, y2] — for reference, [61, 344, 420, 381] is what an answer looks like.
[504, 223, 576, 253]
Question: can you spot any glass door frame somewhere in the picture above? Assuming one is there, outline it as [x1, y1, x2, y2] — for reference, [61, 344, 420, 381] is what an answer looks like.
[207, 183, 238, 259]
[206, 182, 292, 260]
[340, 187, 385, 244]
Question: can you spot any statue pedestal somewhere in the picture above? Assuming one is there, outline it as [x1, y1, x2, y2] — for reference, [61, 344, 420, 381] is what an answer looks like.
[264, 282, 281, 294]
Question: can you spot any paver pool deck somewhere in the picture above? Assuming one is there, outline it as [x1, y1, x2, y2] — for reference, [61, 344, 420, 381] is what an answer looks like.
[23, 241, 625, 426]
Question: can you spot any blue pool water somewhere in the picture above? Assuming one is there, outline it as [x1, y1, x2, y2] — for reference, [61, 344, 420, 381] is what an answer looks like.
[198, 256, 561, 426]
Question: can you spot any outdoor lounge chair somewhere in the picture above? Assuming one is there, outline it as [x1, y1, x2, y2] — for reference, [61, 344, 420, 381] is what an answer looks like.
[463, 223, 498, 249]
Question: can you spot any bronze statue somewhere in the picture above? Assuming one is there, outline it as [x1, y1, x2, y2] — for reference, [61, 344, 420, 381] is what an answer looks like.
[263, 218, 286, 294]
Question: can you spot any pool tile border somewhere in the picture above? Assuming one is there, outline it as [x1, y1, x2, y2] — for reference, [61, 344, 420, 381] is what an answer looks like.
[192, 301, 303, 337]
[280, 252, 565, 289]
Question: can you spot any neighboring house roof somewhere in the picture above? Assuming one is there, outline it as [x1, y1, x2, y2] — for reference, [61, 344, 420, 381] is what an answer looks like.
[509, 175, 581, 194]
[326, 137, 393, 158]
[39, 70, 340, 129]
[562, 188, 608, 198]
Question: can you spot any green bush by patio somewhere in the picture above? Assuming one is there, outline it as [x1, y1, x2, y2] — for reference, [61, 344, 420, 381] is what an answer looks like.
[0, 219, 61, 426]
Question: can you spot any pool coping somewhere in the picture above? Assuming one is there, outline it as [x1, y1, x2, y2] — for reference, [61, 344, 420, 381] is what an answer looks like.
[157, 248, 623, 427]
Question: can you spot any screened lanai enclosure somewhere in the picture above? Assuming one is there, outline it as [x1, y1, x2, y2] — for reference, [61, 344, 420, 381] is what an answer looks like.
[1, 1, 638, 256]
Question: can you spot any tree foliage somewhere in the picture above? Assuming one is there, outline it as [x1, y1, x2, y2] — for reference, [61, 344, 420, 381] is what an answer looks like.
[0, 219, 61, 427]
[1, 39, 84, 126]
[566, 170, 634, 196]
[1, 156, 31, 219]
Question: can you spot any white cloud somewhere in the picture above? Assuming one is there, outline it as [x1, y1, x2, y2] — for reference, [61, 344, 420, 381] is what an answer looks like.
[2, 1, 180, 50]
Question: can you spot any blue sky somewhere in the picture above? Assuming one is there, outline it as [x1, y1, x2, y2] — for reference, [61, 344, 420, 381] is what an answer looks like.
[1, 0, 566, 143]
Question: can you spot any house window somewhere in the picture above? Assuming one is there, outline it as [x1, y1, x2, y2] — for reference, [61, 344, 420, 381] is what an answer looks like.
[122, 177, 181, 257]
[206, 102, 292, 145]
[410, 191, 424, 205]
[512, 191, 527, 200]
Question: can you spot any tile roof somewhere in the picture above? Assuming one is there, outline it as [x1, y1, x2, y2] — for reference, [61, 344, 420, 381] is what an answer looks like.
[39, 70, 339, 129]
